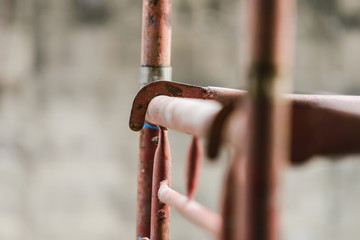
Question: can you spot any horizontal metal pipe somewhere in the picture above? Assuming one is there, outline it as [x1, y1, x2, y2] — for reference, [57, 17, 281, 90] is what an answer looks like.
[146, 96, 247, 152]
[158, 181, 222, 238]
[146, 96, 223, 137]
[145, 96, 247, 160]
[146, 95, 360, 163]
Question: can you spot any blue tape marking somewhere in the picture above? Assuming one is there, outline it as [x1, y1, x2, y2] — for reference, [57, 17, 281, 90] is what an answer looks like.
[143, 123, 159, 130]
[153, 22, 156, 27]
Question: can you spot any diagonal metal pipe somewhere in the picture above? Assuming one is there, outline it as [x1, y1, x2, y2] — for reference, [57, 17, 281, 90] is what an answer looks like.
[158, 181, 222, 238]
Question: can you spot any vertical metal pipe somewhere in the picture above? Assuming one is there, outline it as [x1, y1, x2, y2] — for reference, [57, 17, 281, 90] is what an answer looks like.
[141, 0, 172, 67]
[136, 0, 172, 239]
[150, 127, 172, 240]
[137, 126, 159, 239]
[244, 0, 295, 239]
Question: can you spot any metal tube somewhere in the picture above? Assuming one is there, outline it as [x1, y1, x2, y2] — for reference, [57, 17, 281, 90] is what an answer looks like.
[244, 0, 295, 239]
[150, 127, 172, 240]
[137, 0, 172, 239]
[145, 95, 360, 162]
[145, 96, 244, 150]
[220, 149, 246, 240]
[129, 80, 360, 133]
[141, 0, 171, 67]
[158, 181, 222, 238]
[146, 96, 223, 137]
[136, 127, 159, 239]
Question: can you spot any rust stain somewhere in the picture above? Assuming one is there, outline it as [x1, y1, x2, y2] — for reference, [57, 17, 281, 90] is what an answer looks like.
[164, 83, 183, 97]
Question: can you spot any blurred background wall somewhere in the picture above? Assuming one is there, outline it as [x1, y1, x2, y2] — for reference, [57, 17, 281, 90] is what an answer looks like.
[0, 0, 359, 239]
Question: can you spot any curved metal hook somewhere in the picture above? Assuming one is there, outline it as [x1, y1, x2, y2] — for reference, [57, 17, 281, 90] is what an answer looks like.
[129, 81, 243, 131]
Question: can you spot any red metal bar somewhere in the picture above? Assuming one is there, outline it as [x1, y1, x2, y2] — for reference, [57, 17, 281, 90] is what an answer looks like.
[129, 80, 360, 134]
[137, 127, 159, 239]
[158, 181, 221, 238]
[287, 95, 360, 163]
[141, 0, 171, 67]
[150, 127, 171, 240]
[244, 0, 295, 239]
[206, 94, 360, 163]
[144, 95, 360, 161]
[146, 96, 223, 137]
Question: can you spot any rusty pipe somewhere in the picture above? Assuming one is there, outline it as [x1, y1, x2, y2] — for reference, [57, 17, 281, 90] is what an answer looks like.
[129, 80, 360, 133]
[150, 127, 171, 240]
[244, 0, 296, 239]
[146, 96, 223, 137]
[145, 95, 360, 162]
[137, 126, 159, 239]
[137, 0, 172, 239]
[129, 81, 245, 131]
[141, 0, 171, 67]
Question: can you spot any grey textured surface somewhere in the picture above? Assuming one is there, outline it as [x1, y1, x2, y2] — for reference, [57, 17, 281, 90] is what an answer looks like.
[0, 0, 359, 239]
